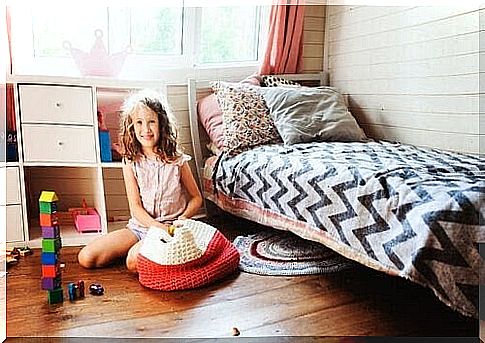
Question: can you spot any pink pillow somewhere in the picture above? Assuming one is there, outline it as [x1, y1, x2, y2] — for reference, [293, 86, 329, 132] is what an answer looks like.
[197, 74, 261, 151]
[240, 73, 262, 86]
[197, 94, 225, 150]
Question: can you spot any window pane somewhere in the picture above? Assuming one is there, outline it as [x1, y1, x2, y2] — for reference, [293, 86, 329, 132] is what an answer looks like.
[32, 7, 107, 57]
[109, 7, 183, 55]
[31, 6, 184, 58]
[199, 7, 260, 64]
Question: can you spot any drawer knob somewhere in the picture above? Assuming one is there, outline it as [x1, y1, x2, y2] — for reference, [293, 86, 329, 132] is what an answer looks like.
[54, 102, 62, 108]
[57, 140, 64, 146]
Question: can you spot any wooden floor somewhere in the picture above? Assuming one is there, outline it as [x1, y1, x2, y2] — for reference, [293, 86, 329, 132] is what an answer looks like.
[6, 214, 477, 339]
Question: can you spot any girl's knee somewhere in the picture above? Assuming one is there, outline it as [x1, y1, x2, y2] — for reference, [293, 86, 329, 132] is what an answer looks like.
[78, 246, 104, 269]
[126, 255, 137, 272]
[78, 247, 96, 269]
[126, 246, 140, 272]
[78, 230, 139, 269]
[126, 241, 141, 272]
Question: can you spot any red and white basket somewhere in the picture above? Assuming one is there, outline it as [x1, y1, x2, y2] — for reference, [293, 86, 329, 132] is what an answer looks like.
[137, 219, 240, 291]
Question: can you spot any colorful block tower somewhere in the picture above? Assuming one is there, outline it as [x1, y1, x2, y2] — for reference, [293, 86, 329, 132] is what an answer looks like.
[39, 191, 63, 304]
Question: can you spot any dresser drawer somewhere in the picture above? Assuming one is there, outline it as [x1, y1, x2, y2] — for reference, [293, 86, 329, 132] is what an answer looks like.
[6, 167, 21, 205]
[19, 85, 94, 125]
[22, 124, 96, 163]
[6, 204, 24, 242]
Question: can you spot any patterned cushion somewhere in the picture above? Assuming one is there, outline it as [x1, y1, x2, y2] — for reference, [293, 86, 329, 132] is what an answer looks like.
[197, 74, 261, 152]
[211, 81, 281, 156]
[261, 75, 301, 87]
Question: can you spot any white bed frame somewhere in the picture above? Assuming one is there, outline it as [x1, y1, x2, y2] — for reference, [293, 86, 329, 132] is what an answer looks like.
[187, 72, 328, 215]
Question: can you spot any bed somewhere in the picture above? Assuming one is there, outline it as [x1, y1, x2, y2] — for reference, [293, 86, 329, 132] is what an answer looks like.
[187, 73, 485, 319]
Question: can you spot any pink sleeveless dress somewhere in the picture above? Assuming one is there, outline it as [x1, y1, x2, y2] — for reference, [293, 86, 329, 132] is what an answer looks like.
[126, 154, 192, 240]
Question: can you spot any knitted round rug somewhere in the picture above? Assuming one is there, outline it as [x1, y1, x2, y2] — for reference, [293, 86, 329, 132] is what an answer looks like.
[233, 230, 356, 276]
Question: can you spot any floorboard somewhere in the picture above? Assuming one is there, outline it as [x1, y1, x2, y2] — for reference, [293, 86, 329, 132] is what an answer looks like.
[6, 214, 477, 339]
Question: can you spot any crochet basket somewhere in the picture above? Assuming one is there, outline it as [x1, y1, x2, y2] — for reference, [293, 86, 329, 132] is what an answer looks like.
[137, 219, 240, 291]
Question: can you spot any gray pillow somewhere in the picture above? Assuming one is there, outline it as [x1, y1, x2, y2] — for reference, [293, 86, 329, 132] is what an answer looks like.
[258, 86, 367, 145]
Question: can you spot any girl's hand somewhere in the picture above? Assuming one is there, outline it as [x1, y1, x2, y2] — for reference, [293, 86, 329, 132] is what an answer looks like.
[148, 224, 173, 242]
[173, 219, 186, 228]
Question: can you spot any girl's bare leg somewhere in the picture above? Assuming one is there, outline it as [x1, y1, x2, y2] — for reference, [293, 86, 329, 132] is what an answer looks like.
[78, 229, 139, 268]
[126, 240, 143, 272]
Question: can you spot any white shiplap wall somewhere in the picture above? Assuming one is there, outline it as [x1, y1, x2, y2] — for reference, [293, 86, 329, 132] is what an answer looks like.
[325, 5, 482, 154]
[302, 5, 326, 73]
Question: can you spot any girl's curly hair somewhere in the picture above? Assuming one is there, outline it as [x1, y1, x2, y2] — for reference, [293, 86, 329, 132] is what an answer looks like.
[119, 89, 181, 163]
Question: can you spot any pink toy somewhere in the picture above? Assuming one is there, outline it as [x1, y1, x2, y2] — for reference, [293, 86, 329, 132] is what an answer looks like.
[72, 208, 101, 233]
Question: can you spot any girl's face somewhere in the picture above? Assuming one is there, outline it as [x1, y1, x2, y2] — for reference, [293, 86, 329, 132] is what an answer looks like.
[132, 105, 160, 153]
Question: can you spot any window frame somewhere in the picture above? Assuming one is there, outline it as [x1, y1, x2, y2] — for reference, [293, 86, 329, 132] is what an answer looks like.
[9, 5, 269, 82]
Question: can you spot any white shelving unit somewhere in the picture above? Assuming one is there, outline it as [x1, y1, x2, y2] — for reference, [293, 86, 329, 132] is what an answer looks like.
[6, 75, 169, 248]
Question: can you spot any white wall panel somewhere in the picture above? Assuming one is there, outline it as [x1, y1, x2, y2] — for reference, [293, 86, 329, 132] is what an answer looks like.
[326, 5, 481, 154]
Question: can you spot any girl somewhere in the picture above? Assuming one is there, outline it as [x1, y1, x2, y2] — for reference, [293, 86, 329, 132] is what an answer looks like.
[78, 89, 203, 271]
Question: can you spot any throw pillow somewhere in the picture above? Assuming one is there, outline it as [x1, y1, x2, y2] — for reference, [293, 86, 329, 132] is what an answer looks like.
[261, 75, 301, 87]
[211, 82, 281, 156]
[258, 86, 367, 145]
[197, 74, 261, 152]
[197, 94, 224, 151]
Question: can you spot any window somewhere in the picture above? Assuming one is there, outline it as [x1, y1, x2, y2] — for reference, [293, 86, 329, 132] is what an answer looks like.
[32, 7, 184, 58]
[9, 4, 270, 81]
[199, 7, 263, 64]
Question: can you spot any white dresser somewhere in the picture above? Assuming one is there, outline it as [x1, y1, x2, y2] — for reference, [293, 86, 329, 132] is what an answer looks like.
[19, 85, 97, 164]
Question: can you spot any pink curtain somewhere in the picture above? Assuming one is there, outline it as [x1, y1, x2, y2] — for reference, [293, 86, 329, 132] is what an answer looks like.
[259, 0, 305, 75]
[7, 84, 16, 132]
[6, 8, 15, 131]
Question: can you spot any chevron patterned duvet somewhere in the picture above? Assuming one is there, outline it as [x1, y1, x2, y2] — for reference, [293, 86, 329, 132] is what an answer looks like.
[203, 140, 485, 318]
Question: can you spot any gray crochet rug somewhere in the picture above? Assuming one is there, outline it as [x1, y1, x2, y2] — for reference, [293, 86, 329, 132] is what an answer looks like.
[233, 230, 356, 276]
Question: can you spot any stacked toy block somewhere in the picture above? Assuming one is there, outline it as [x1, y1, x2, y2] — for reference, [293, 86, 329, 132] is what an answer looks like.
[39, 191, 63, 304]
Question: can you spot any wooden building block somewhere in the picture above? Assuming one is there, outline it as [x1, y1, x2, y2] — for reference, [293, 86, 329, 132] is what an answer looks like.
[41, 225, 60, 239]
[42, 238, 61, 253]
[42, 264, 60, 278]
[41, 252, 58, 265]
[41, 277, 61, 290]
[47, 287, 63, 304]
[39, 191, 59, 203]
[40, 213, 58, 227]
[39, 201, 57, 214]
